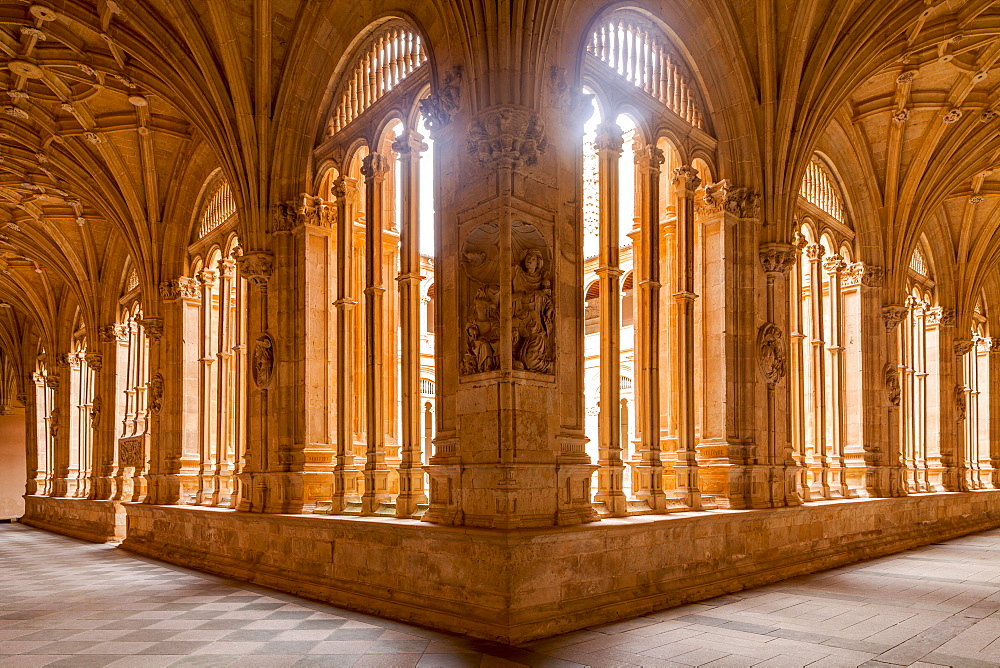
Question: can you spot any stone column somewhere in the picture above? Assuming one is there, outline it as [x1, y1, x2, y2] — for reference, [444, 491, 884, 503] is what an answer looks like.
[393, 130, 430, 518]
[137, 315, 163, 504]
[670, 165, 702, 510]
[629, 143, 666, 511]
[592, 121, 626, 517]
[758, 242, 797, 507]
[196, 267, 218, 505]
[788, 234, 809, 500]
[823, 254, 849, 498]
[331, 178, 361, 512]
[990, 339, 1000, 488]
[84, 352, 103, 498]
[882, 304, 908, 497]
[235, 252, 274, 512]
[213, 257, 237, 506]
[361, 152, 392, 515]
[926, 306, 960, 491]
[805, 242, 831, 498]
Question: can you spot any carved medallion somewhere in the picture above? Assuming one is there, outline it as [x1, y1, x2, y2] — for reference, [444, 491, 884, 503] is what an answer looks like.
[756, 322, 786, 387]
[252, 334, 275, 388]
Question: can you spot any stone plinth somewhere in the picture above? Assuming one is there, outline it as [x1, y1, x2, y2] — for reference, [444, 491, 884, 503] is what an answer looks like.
[21, 496, 125, 543]
[107, 492, 1000, 643]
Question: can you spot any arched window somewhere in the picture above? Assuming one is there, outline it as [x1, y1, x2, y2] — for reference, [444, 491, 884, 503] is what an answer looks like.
[800, 155, 846, 223]
[198, 182, 236, 239]
[581, 7, 712, 514]
[319, 18, 436, 518]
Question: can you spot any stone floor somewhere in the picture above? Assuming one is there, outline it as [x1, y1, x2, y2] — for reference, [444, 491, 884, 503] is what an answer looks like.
[3, 524, 1000, 667]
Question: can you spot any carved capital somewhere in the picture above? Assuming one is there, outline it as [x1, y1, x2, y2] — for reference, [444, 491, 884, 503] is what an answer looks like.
[759, 243, 797, 276]
[861, 265, 884, 288]
[237, 252, 274, 285]
[361, 152, 391, 181]
[593, 121, 624, 155]
[633, 144, 665, 172]
[670, 165, 701, 191]
[85, 352, 102, 372]
[548, 66, 594, 126]
[331, 178, 348, 200]
[822, 254, 847, 275]
[45, 372, 60, 390]
[954, 339, 975, 357]
[805, 243, 826, 262]
[699, 179, 760, 218]
[159, 277, 201, 302]
[274, 195, 336, 233]
[391, 129, 428, 156]
[98, 324, 128, 343]
[926, 306, 955, 327]
[140, 317, 163, 341]
[467, 107, 547, 170]
[882, 305, 908, 330]
[418, 65, 462, 132]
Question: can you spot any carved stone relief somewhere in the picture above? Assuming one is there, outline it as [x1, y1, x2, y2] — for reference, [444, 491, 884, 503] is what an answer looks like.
[700, 179, 760, 219]
[511, 221, 554, 375]
[882, 306, 908, 330]
[955, 385, 967, 421]
[141, 317, 163, 341]
[757, 322, 786, 387]
[159, 277, 200, 302]
[884, 363, 901, 406]
[90, 396, 101, 427]
[954, 339, 975, 357]
[85, 352, 102, 372]
[460, 221, 501, 375]
[548, 66, 594, 125]
[149, 373, 164, 416]
[467, 108, 547, 170]
[419, 65, 462, 132]
[237, 252, 274, 285]
[758, 244, 796, 276]
[252, 334, 275, 388]
[49, 406, 60, 439]
[118, 437, 143, 467]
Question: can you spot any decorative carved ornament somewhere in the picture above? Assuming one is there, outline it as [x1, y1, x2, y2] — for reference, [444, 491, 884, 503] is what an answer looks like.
[955, 385, 967, 421]
[511, 222, 554, 375]
[593, 121, 624, 155]
[982, 110, 998, 123]
[861, 265, 884, 288]
[896, 70, 916, 84]
[882, 305, 908, 330]
[252, 334, 275, 388]
[85, 353, 102, 372]
[237, 252, 273, 285]
[49, 406, 60, 439]
[140, 316, 163, 341]
[759, 243, 796, 276]
[699, 180, 760, 219]
[391, 129, 428, 158]
[822, 254, 847, 275]
[943, 108, 963, 123]
[118, 437, 143, 467]
[892, 109, 910, 123]
[419, 65, 462, 132]
[884, 363, 901, 407]
[461, 221, 501, 375]
[805, 242, 826, 261]
[548, 66, 594, 125]
[148, 373, 164, 416]
[633, 144, 665, 173]
[467, 107, 547, 171]
[159, 277, 200, 302]
[273, 196, 336, 233]
[954, 339, 975, 357]
[756, 322, 786, 387]
[361, 152, 391, 181]
[90, 396, 101, 428]
[926, 306, 955, 327]
[44, 372, 60, 390]
[670, 165, 701, 191]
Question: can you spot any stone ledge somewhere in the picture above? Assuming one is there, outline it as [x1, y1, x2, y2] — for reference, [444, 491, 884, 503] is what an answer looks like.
[21, 496, 126, 543]
[30, 491, 1000, 644]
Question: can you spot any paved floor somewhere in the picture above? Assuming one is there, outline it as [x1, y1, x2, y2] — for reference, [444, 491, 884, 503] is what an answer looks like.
[3, 524, 1000, 667]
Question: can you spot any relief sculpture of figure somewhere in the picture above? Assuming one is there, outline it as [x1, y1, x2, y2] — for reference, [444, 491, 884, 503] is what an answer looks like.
[512, 248, 554, 374]
[462, 284, 500, 374]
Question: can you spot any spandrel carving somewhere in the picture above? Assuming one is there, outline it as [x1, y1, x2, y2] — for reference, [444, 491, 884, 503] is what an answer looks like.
[460, 222, 501, 375]
[511, 222, 554, 374]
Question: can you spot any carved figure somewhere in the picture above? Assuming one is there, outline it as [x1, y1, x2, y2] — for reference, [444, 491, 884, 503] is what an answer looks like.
[252, 334, 275, 388]
[90, 396, 102, 427]
[48, 406, 59, 439]
[149, 373, 164, 416]
[462, 286, 500, 374]
[884, 364, 901, 406]
[512, 248, 554, 374]
[955, 385, 967, 421]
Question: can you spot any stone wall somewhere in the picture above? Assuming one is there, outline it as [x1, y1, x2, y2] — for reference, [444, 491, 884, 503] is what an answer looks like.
[0, 412, 25, 519]
[21, 496, 125, 543]
[104, 491, 1000, 644]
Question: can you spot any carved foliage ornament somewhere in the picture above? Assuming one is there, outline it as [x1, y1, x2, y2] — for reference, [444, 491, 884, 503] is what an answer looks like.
[884, 363, 901, 407]
[759, 244, 796, 276]
[467, 108, 547, 171]
[419, 65, 462, 132]
[273, 196, 336, 233]
[140, 317, 163, 341]
[927, 307, 955, 327]
[882, 306, 908, 330]
[757, 322, 786, 387]
[252, 334, 275, 388]
[700, 180, 760, 219]
[159, 277, 200, 302]
[85, 353, 102, 372]
[237, 252, 273, 284]
[954, 339, 975, 357]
